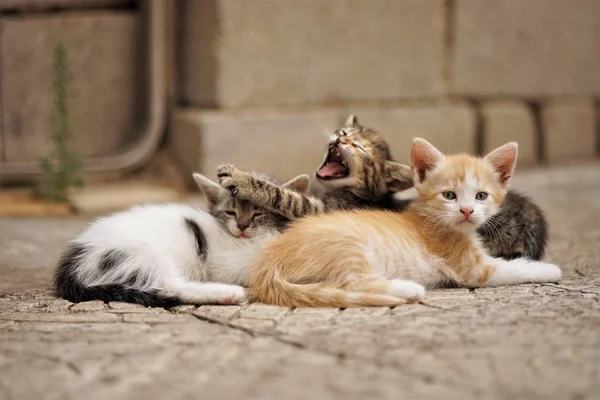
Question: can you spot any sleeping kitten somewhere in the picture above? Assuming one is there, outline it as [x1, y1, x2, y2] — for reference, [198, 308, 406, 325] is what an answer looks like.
[217, 115, 548, 260]
[247, 138, 562, 308]
[53, 172, 310, 307]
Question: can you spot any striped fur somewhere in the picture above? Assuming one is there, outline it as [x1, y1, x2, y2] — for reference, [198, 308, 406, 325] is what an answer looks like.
[219, 115, 549, 261]
[217, 115, 413, 220]
[248, 139, 562, 308]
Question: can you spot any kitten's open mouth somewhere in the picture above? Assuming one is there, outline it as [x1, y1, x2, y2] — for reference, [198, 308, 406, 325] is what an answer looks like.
[316, 145, 350, 180]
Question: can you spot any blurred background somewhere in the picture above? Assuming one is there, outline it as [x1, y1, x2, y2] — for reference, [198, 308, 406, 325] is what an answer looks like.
[0, 0, 598, 215]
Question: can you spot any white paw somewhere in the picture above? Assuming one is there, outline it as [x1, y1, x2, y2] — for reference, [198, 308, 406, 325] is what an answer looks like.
[202, 284, 247, 305]
[388, 279, 425, 302]
[537, 262, 562, 283]
[214, 285, 247, 305]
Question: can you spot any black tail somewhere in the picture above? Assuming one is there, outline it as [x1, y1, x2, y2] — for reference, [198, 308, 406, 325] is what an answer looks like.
[53, 244, 181, 308]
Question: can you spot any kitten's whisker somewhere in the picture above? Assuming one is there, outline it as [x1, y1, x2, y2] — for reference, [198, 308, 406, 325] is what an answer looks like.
[314, 119, 336, 140]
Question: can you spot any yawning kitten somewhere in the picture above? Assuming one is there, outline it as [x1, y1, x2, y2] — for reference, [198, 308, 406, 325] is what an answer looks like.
[247, 138, 562, 308]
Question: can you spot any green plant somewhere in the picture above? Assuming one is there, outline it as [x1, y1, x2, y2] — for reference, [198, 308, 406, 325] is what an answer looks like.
[35, 42, 83, 202]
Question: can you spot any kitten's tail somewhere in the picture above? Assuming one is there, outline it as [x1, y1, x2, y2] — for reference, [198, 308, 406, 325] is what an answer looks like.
[249, 272, 405, 308]
[54, 281, 182, 308]
[53, 245, 182, 308]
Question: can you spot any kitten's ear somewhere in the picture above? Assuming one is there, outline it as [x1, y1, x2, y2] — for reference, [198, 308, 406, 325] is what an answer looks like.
[282, 174, 311, 194]
[192, 173, 228, 205]
[410, 138, 444, 183]
[484, 142, 518, 186]
[384, 161, 414, 192]
[345, 114, 359, 128]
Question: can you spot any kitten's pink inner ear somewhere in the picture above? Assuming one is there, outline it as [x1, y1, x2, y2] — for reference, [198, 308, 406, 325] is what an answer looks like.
[484, 142, 518, 186]
[410, 138, 444, 183]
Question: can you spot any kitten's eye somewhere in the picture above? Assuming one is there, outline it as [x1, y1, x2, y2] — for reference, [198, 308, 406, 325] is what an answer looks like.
[442, 191, 456, 200]
[476, 192, 489, 201]
[224, 210, 236, 216]
[252, 212, 265, 219]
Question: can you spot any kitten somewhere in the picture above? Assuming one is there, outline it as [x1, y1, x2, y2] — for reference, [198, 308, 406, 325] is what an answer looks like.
[217, 115, 413, 220]
[53, 172, 310, 307]
[218, 115, 548, 260]
[247, 138, 562, 308]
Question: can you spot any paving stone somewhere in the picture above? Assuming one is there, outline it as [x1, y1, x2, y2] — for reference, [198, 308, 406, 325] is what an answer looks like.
[169, 305, 198, 313]
[121, 313, 198, 324]
[238, 304, 289, 320]
[337, 307, 390, 320]
[70, 300, 105, 312]
[193, 305, 242, 323]
[180, 0, 444, 107]
[542, 99, 597, 163]
[107, 302, 170, 314]
[0, 312, 120, 323]
[482, 101, 537, 165]
[292, 307, 340, 315]
[452, 0, 600, 96]
[229, 318, 275, 333]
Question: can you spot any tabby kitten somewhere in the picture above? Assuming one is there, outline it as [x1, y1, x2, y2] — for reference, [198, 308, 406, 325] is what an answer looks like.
[53, 172, 309, 307]
[248, 139, 562, 308]
[218, 115, 548, 260]
[217, 115, 413, 220]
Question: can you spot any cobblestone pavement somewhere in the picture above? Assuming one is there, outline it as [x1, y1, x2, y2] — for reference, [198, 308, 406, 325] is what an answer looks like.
[1, 164, 599, 400]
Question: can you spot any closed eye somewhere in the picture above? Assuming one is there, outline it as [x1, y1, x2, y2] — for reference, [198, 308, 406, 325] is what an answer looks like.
[252, 212, 265, 219]
[224, 211, 236, 216]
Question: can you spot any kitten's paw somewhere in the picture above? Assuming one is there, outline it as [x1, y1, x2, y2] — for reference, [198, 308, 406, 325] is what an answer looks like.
[216, 163, 237, 180]
[536, 262, 562, 283]
[216, 164, 246, 197]
[388, 279, 425, 303]
[210, 285, 247, 305]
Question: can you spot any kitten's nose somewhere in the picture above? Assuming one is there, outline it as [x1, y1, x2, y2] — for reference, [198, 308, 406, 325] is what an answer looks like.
[237, 223, 249, 232]
[460, 208, 474, 218]
[337, 136, 351, 145]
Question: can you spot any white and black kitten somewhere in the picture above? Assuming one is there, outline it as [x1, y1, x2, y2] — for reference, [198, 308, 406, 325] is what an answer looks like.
[53, 172, 310, 307]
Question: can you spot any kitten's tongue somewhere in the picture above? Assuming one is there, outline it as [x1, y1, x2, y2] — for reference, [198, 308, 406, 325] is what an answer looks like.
[318, 162, 347, 177]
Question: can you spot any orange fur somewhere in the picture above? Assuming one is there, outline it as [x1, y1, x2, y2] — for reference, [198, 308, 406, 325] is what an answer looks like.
[248, 138, 539, 308]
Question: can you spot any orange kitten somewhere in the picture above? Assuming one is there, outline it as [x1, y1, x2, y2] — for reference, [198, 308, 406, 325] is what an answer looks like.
[248, 138, 562, 307]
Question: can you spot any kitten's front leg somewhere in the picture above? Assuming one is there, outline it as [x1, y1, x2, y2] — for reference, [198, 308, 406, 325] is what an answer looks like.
[480, 256, 562, 287]
[217, 164, 272, 203]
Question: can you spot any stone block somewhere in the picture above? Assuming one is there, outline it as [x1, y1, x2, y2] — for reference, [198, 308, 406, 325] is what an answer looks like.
[229, 318, 275, 333]
[179, 0, 445, 108]
[239, 304, 289, 320]
[70, 300, 105, 312]
[344, 102, 477, 161]
[542, 100, 597, 163]
[170, 108, 340, 183]
[481, 101, 537, 165]
[170, 104, 476, 182]
[193, 305, 242, 323]
[452, 0, 600, 96]
[1, 12, 141, 163]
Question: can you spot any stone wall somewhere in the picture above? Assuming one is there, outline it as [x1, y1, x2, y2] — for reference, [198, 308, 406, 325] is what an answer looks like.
[0, 0, 140, 168]
[173, 0, 599, 182]
[1, 1, 597, 184]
